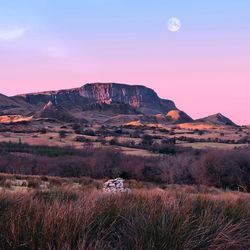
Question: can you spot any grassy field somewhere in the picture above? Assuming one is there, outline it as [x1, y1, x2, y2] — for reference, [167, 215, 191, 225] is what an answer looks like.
[0, 137, 249, 249]
[179, 142, 247, 149]
[0, 178, 249, 250]
[0, 130, 248, 157]
[0, 120, 249, 249]
[0, 119, 249, 156]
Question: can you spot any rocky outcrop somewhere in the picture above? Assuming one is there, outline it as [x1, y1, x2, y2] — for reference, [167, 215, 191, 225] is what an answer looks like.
[79, 83, 176, 114]
[103, 178, 131, 193]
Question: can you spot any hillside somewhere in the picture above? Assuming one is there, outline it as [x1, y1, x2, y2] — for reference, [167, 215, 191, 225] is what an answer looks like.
[196, 113, 238, 126]
[166, 110, 193, 123]
[35, 101, 88, 123]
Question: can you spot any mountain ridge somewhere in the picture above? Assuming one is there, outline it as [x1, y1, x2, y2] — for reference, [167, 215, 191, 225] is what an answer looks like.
[0, 83, 239, 126]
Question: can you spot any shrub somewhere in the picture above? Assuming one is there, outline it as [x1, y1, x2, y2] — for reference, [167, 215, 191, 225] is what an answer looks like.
[199, 149, 250, 191]
[59, 130, 67, 139]
[141, 134, 153, 147]
[83, 129, 95, 136]
[40, 128, 47, 134]
[75, 136, 88, 142]
[109, 137, 119, 145]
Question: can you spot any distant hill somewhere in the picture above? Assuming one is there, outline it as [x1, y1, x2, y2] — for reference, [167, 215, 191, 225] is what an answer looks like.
[196, 113, 238, 126]
[0, 94, 21, 113]
[0, 93, 33, 116]
[166, 110, 193, 123]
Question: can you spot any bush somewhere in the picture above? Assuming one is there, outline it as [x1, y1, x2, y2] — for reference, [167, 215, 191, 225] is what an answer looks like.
[83, 129, 95, 136]
[75, 136, 89, 142]
[59, 130, 67, 139]
[200, 149, 250, 191]
[40, 128, 47, 134]
[141, 134, 153, 147]
[109, 137, 119, 145]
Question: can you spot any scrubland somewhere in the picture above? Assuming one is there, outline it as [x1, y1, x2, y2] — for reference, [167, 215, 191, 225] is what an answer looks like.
[0, 142, 250, 191]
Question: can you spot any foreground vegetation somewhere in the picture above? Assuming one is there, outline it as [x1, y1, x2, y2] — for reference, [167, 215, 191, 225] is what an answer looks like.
[0, 142, 250, 191]
[0, 185, 249, 250]
[0, 137, 249, 249]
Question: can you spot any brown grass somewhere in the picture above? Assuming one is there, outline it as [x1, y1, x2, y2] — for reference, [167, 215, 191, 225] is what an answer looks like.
[178, 122, 218, 130]
[0, 186, 249, 250]
[0, 115, 33, 124]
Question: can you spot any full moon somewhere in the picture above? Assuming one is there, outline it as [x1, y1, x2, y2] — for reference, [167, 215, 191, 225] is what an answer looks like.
[168, 17, 181, 32]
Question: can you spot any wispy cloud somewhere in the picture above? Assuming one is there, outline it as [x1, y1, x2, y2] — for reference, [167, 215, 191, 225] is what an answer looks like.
[0, 27, 29, 41]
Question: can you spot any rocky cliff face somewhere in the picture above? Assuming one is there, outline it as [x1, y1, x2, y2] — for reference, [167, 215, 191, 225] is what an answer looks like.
[16, 83, 177, 115]
[79, 83, 176, 114]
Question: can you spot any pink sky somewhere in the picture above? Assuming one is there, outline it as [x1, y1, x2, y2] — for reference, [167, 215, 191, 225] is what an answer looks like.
[0, 0, 249, 124]
[1, 55, 249, 125]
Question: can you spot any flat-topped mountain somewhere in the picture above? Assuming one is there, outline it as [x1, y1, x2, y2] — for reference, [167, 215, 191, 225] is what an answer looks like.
[0, 83, 239, 126]
[16, 83, 177, 115]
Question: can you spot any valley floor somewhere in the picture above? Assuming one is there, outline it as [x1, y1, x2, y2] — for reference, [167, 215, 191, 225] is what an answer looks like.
[0, 119, 249, 157]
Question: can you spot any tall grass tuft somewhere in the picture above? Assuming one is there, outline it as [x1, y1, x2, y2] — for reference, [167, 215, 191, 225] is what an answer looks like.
[0, 189, 249, 249]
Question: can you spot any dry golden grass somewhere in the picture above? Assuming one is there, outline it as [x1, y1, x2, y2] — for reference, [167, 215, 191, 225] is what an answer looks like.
[179, 142, 247, 149]
[166, 110, 182, 121]
[178, 122, 218, 130]
[0, 116, 247, 153]
[0, 184, 249, 250]
[0, 115, 33, 123]
[119, 146, 156, 156]
[125, 120, 144, 127]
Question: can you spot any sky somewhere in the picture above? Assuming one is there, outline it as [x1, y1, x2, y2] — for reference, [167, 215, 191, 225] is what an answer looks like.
[0, 0, 249, 124]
